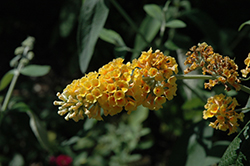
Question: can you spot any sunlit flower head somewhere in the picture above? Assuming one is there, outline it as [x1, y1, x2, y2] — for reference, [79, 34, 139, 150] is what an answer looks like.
[132, 48, 178, 110]
[203, 94, 244, 135]
[54, 48, 179, 121]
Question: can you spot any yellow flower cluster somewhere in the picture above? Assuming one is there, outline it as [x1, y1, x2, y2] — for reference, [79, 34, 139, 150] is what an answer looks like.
[54, 48, 178, 122]
[184, 42, 241, 91]
[132, 48, 178, 110]
[241, 53, 250, 78]
[203, 94, 244, 135]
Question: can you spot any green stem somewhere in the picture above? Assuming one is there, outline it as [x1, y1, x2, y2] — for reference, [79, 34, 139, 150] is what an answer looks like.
[240, 84, 250, 94]
[175, 74, 250, 95]
[1, 62, 23, 112]
[175, 74, 217, 80]
[182, 82, 207, 103]
[1, 46, 29, 112]
[109, 0, 150, 45]
[235, 106, 250, 113]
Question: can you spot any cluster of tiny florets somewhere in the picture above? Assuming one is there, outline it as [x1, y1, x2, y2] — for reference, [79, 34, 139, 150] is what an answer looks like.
[241, 53, 250, 78]
[184, 42, 241, 91]
[132, 48, 178, 110]
[54, 48, 178, 122]
[203, 94, 244, 135]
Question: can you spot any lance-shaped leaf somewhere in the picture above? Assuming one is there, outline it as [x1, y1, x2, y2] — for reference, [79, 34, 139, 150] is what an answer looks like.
[143, 4, 163, 22]
[20, 65, 50, 77]
[77, 0, 109, 73]
[131, 15, 161, 60]
[27, 110, 51, 151]
[165, 19, 186, 28]
[0, 70, 14, 91]
[99, 28, 126, 47]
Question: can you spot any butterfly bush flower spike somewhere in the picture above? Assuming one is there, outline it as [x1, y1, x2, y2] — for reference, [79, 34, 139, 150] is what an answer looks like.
[54, 48, 178, 121]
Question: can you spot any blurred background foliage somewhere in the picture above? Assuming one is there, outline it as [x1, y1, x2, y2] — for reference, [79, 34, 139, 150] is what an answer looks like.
[1, 0, 250, 165]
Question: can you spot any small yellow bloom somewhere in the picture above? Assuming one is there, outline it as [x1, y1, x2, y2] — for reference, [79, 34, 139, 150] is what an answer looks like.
[153, 86, 164, 97]
[148, 67, 158, 77]
[125, 101, 137, 114]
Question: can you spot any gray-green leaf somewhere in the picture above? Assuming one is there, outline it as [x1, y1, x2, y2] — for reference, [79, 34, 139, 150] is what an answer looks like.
[20, 65, 50, 77]
[27, 110, 50, 151]
[77, 0, 109, 73]
[143, 4, 163, 22]
[165, 19, 186, 28]
[131, 15, 161, 60]
[99, 28, 126, 47]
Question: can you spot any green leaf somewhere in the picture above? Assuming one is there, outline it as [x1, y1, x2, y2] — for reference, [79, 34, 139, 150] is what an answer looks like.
[11, 102, 30, 112]
[77, 0, 109, 73]
[182, 97, 204, 110]
[245, 96, 250, 108]
[180, 0, 191, 11]
[143, 4, 163, 22]
[59, 0, 81, 37]
[239, 20, 250, 31]
[61, 136, 80, 146]
[242, 96, 250, 113]
[131, 15, 161, 60]
[128, 105, 149, 127]
[219, 120, 250, 166]
[10, 55, 21, 67]
[186, 123, 213, 166]
[73, 137, 95, 150]
[73, 152, 88, 166]
[165, 19, 186, 28]
[27, 110, 50, 151]
[219, 138, 241, 166]
[20, 65, 50, 77]
[186, 134, 206, 166]
[84, 118, 97, 131]
[99, 28, 126, 47]
[182, 97, 204, 122]
[9, 154, 24, 166]
[168, 121, 213, 166]
[164, 40, 179, 51]
[0, 70, 14, 91]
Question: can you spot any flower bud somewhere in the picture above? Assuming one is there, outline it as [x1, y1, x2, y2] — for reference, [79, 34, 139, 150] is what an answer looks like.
[14, 46, 24, 55]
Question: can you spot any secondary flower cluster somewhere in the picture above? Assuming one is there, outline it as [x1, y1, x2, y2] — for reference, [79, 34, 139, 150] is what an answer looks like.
[54, 48, 178, 122]
[184, 42, 241, 91]
[203, 94, 244, 135]
[241, 53, 250, 78]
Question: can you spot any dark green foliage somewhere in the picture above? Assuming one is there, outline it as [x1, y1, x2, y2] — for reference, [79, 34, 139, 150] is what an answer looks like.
[77, 0, 109, 73]
[1, 0, 250, 165]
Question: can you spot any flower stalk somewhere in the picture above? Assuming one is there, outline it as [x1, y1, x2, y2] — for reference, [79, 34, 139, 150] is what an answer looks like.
[1, 37, 35, 112]
[1, 61, 24, 112]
